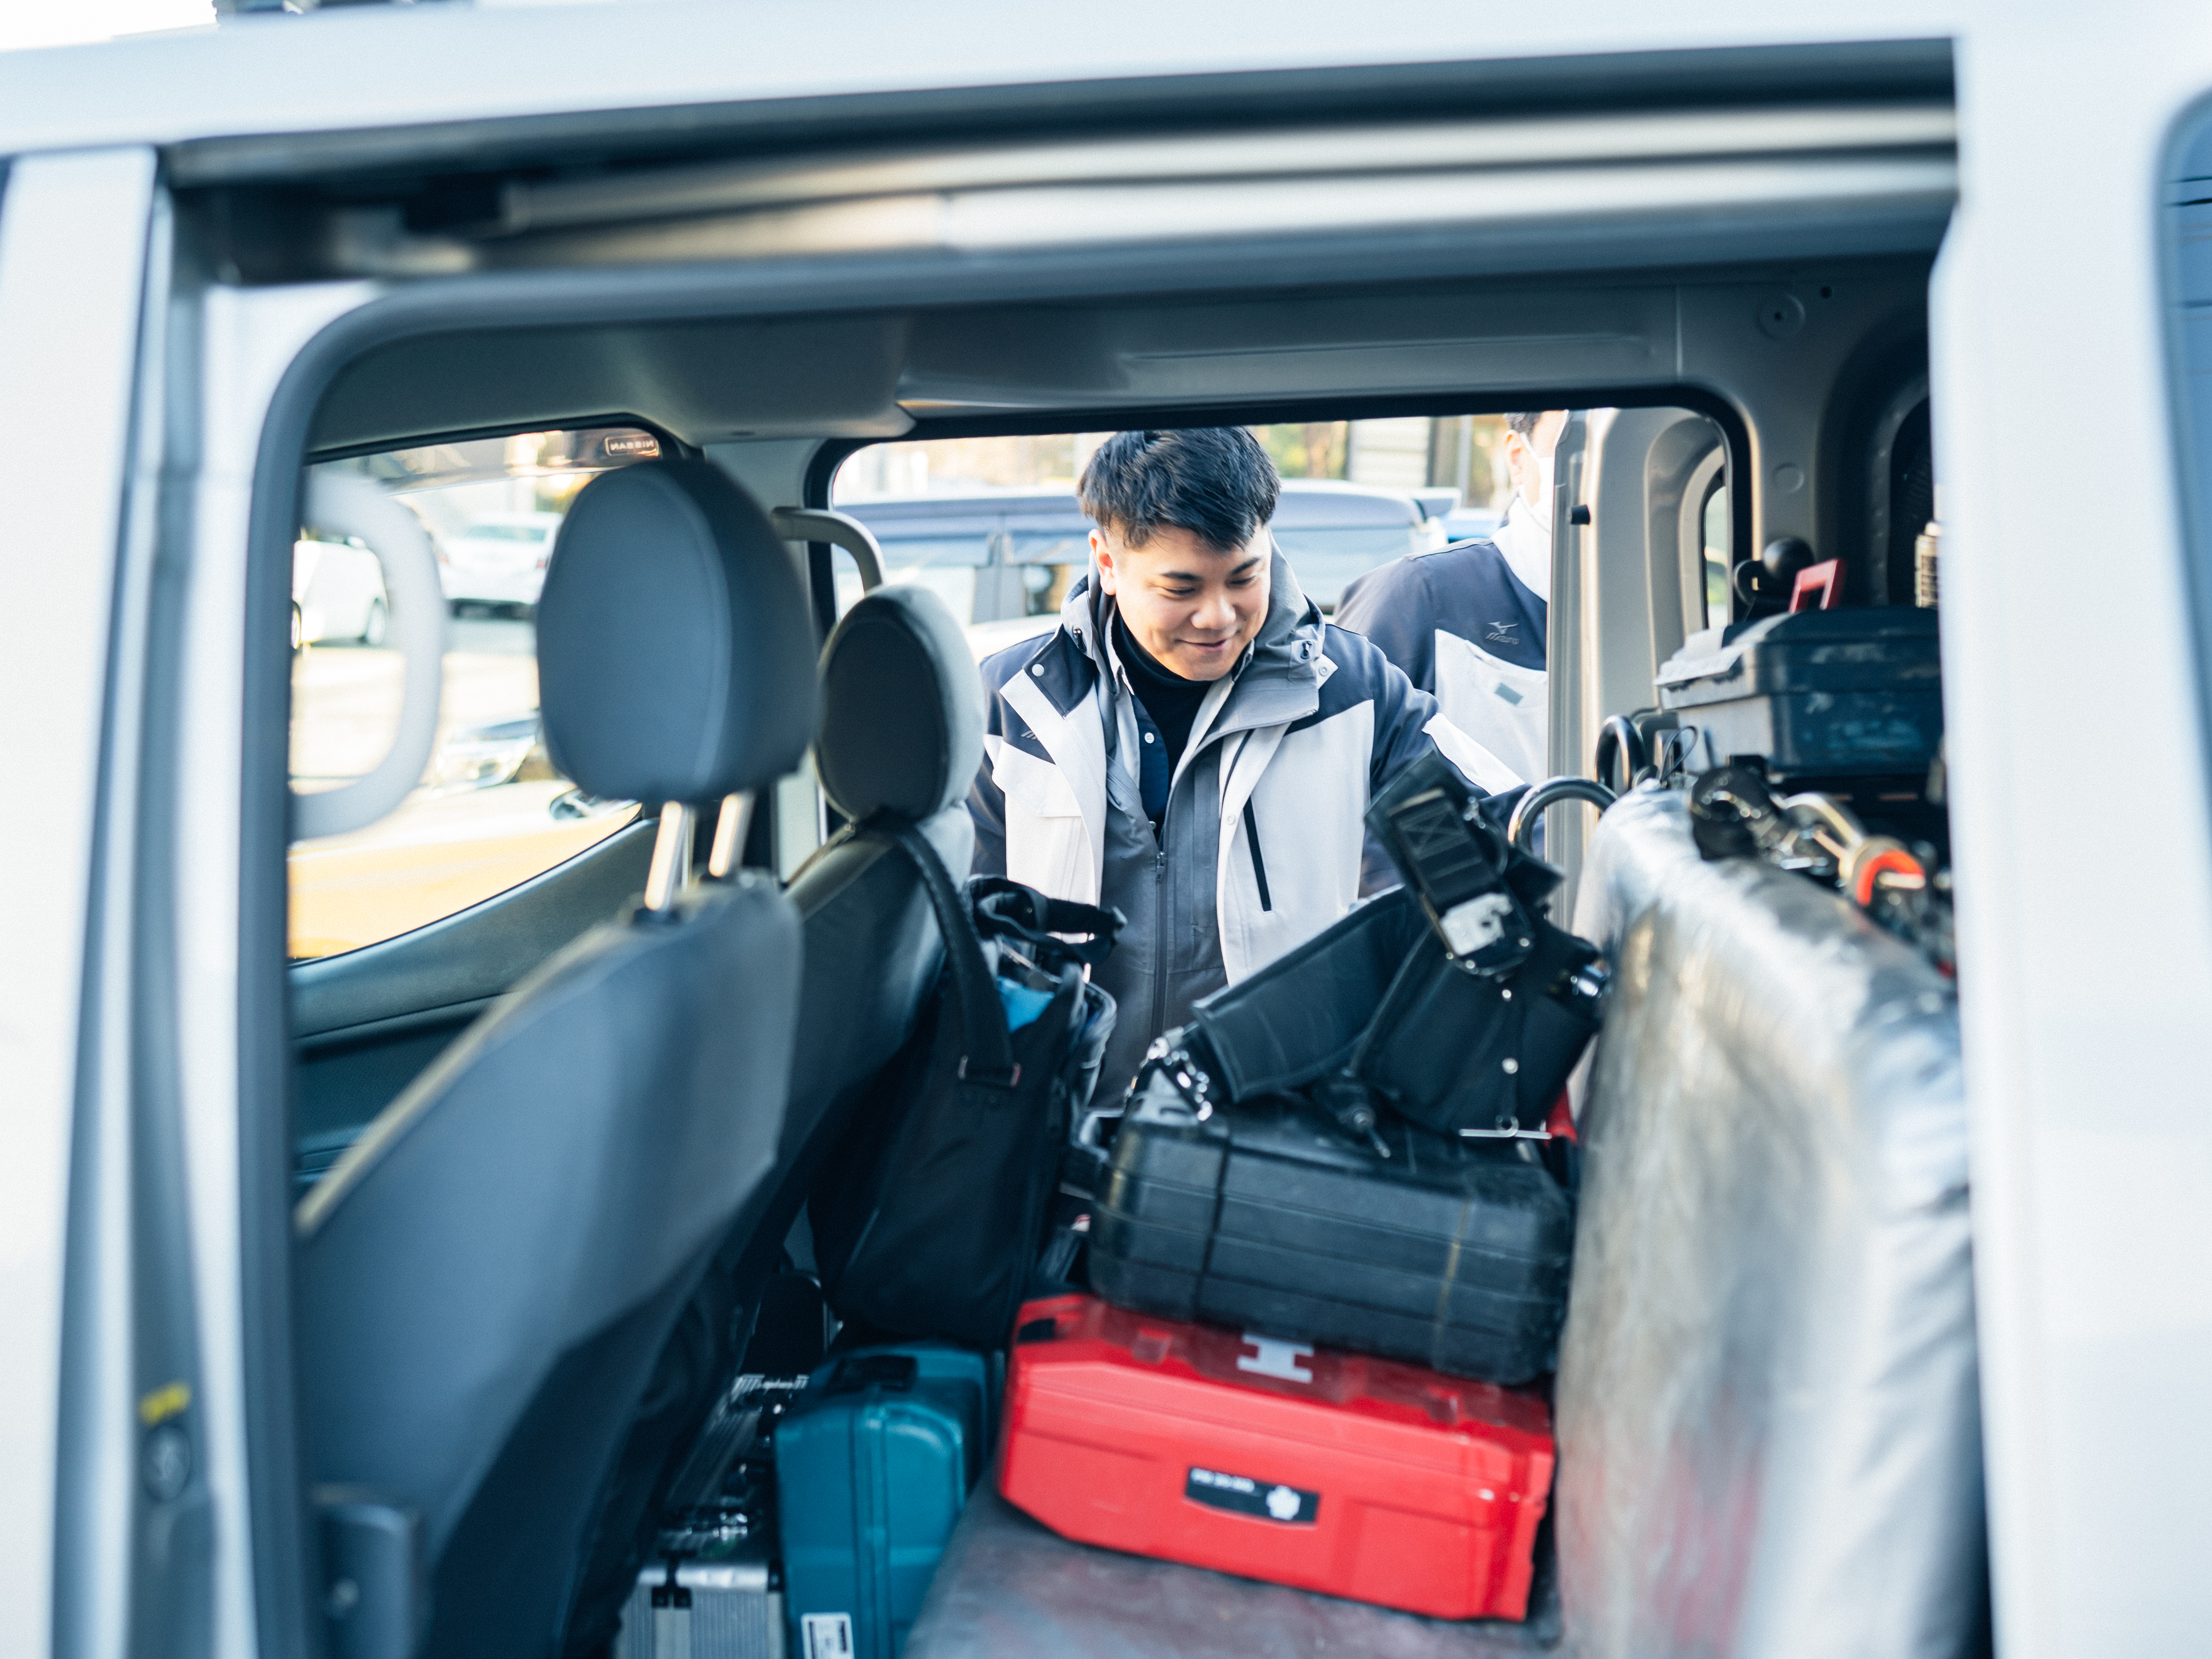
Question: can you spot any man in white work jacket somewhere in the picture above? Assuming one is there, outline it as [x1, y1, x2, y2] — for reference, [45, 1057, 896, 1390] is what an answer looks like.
[968, 428, 1517, 1093]
[1335, 410, 1564, 789]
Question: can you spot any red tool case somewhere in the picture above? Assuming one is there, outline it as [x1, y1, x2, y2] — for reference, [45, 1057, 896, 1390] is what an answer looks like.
[998, 1294, 1555, 1621]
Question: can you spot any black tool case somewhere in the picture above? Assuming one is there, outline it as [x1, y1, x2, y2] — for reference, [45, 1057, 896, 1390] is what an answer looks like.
[1087, 1076, 1574, 1384]
[1657, 606, 1942, 783]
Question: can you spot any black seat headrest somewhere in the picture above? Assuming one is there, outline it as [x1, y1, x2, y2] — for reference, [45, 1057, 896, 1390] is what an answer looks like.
[816, 585, 985, 824]
[536, 460, 816, 804]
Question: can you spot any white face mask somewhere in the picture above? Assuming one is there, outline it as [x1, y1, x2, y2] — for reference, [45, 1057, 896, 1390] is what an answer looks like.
[1525, 450, 1556, 534]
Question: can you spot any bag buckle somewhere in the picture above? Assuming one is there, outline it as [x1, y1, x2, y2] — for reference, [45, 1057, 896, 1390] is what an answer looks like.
[1367, 757, 1538, 979]
[956, 1056, 1021, 1087]
[1130, 1035, 1215, 1120]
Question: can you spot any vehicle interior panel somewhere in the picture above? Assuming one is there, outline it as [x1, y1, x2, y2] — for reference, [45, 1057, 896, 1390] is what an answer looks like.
[196, 81, 1953, 302]
[303, 265, 1925, 478]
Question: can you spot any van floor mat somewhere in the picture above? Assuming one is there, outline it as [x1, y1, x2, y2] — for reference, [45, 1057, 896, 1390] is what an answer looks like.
[904, 1477, 1559, 1658]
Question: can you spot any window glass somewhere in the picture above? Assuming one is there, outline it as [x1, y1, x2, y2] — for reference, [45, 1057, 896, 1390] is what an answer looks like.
[831, 422, 1491, 649]
[1702, 480, 1732, 629]
[286, 427, 659, 960]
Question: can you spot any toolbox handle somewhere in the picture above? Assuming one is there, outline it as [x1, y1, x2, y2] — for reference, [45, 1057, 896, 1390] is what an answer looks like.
[1506, 777, 1616, 855]
[827, 1354, 919, 1394]
[1593, 715, 1648, 794]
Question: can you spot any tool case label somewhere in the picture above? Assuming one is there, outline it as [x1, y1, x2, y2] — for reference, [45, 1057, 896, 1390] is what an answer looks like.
[1185, 1465, 1319, 1524]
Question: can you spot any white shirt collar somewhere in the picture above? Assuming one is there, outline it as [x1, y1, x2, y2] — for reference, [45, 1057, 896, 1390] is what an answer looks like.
[1491, 495, 1552, 603]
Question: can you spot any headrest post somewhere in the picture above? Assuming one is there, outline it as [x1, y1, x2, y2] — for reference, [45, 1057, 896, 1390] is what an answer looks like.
[643, 802, 693, 913]
[707, 792, 754, 880]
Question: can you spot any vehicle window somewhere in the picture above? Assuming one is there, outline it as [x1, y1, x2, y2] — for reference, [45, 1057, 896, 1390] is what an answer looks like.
[286, 427, 658, 959]
[1702, 477, 1732, 627]
[831, 419, 1512, 652]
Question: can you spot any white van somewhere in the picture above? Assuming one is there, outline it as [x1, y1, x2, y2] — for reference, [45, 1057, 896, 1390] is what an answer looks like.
[3, 7, 2208, 1659]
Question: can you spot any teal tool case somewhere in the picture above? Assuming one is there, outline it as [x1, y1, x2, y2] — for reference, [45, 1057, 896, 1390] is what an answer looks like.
[774, 1345, 992, 1659]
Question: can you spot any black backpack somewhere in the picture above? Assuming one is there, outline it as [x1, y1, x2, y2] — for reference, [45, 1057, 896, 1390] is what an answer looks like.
[810, 823, 1121, 1349]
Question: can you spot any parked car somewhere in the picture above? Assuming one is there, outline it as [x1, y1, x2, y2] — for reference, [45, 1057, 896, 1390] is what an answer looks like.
[436, 510, 564, 612]
[834, 477, 1446, 643]
[1439, 504, 1504, 544]
[290, 535, 389, 645]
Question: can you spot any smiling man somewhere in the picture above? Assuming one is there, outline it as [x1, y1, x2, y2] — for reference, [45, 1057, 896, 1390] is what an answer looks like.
[970, 427, 1519, 1092]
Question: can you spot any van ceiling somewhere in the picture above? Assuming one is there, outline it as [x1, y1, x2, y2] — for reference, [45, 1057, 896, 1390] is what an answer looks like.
[306, 260, 1934, 457]
[271, 54, 1949, 457]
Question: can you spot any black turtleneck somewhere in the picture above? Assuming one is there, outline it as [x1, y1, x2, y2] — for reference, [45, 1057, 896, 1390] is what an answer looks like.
[1114, 612, 1212, 829]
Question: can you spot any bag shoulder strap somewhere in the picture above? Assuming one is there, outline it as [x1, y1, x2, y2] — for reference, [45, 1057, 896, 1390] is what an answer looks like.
[869, 822, 1021, 1089]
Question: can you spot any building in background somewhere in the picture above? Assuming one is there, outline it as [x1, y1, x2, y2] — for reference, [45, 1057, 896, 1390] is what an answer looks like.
[1343, 416, 1432, 492]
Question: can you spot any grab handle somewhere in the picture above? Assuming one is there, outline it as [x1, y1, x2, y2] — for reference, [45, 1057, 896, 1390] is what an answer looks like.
[773, 507, 885, 592]
[290, 474, 447, 842]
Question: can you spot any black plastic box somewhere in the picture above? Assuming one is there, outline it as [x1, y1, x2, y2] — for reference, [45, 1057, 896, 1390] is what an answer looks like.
[1657, 607, 1942, 781]
[1087, 1081, 1573, 1384]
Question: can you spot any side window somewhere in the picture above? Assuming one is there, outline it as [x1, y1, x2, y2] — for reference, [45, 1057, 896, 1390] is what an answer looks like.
[1702, 476, 1732, 628]
[830, 436, 1104, 650]
[286, 427, 656, 960]
[826, 421, 1513, 653]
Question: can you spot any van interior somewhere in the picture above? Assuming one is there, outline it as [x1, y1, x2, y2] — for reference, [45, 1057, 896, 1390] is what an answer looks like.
[223, 50, 1979, 1659]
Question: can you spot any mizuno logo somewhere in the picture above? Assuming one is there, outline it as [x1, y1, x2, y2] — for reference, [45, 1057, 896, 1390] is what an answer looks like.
[1486, 622, 1520, 644]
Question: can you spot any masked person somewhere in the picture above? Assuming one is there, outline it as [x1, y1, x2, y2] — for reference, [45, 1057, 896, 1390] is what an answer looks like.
[1334, 410, 1566, 790]
[969, 428, 1518, 1094]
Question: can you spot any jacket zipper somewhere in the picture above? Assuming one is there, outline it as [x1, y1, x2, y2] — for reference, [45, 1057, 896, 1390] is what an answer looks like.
[1241, 798, 1273, 912]
[1151, 841, 1170, 1045]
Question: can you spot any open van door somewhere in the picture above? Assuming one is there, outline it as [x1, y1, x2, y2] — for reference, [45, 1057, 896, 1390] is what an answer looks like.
[0, 149, 198, 1659]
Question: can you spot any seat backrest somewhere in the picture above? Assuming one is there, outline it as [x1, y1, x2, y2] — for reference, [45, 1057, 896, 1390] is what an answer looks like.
[561, 584, 986, 1653]
[789, 581, 987, 1161]
[294, 459, 816, 1659]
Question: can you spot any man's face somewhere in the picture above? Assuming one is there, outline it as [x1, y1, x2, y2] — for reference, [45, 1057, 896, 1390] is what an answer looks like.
[1093, 522, 1270, 682]
[1504, 410, 1569, 511]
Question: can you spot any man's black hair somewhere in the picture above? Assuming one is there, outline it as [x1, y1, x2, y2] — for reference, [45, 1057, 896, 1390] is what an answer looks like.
[1506, 411, 1546, 441]
[1079, 428, 1280, 553]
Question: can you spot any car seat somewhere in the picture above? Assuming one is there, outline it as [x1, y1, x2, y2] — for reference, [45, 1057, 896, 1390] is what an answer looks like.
[563, 582, 985, 1655]
[293, 459, 818, 1659]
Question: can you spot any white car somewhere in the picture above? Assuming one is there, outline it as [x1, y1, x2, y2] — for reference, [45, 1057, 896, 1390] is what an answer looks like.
[437, 510, 564, 612]
[290, 535, 389, 646]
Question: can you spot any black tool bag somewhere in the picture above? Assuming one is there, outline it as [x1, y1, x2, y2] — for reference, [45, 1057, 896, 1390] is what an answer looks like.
[1086, 1058, 1575, 1383]
[1156, 754, 1604, 1145]
[810, 824, 1120, 1350]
